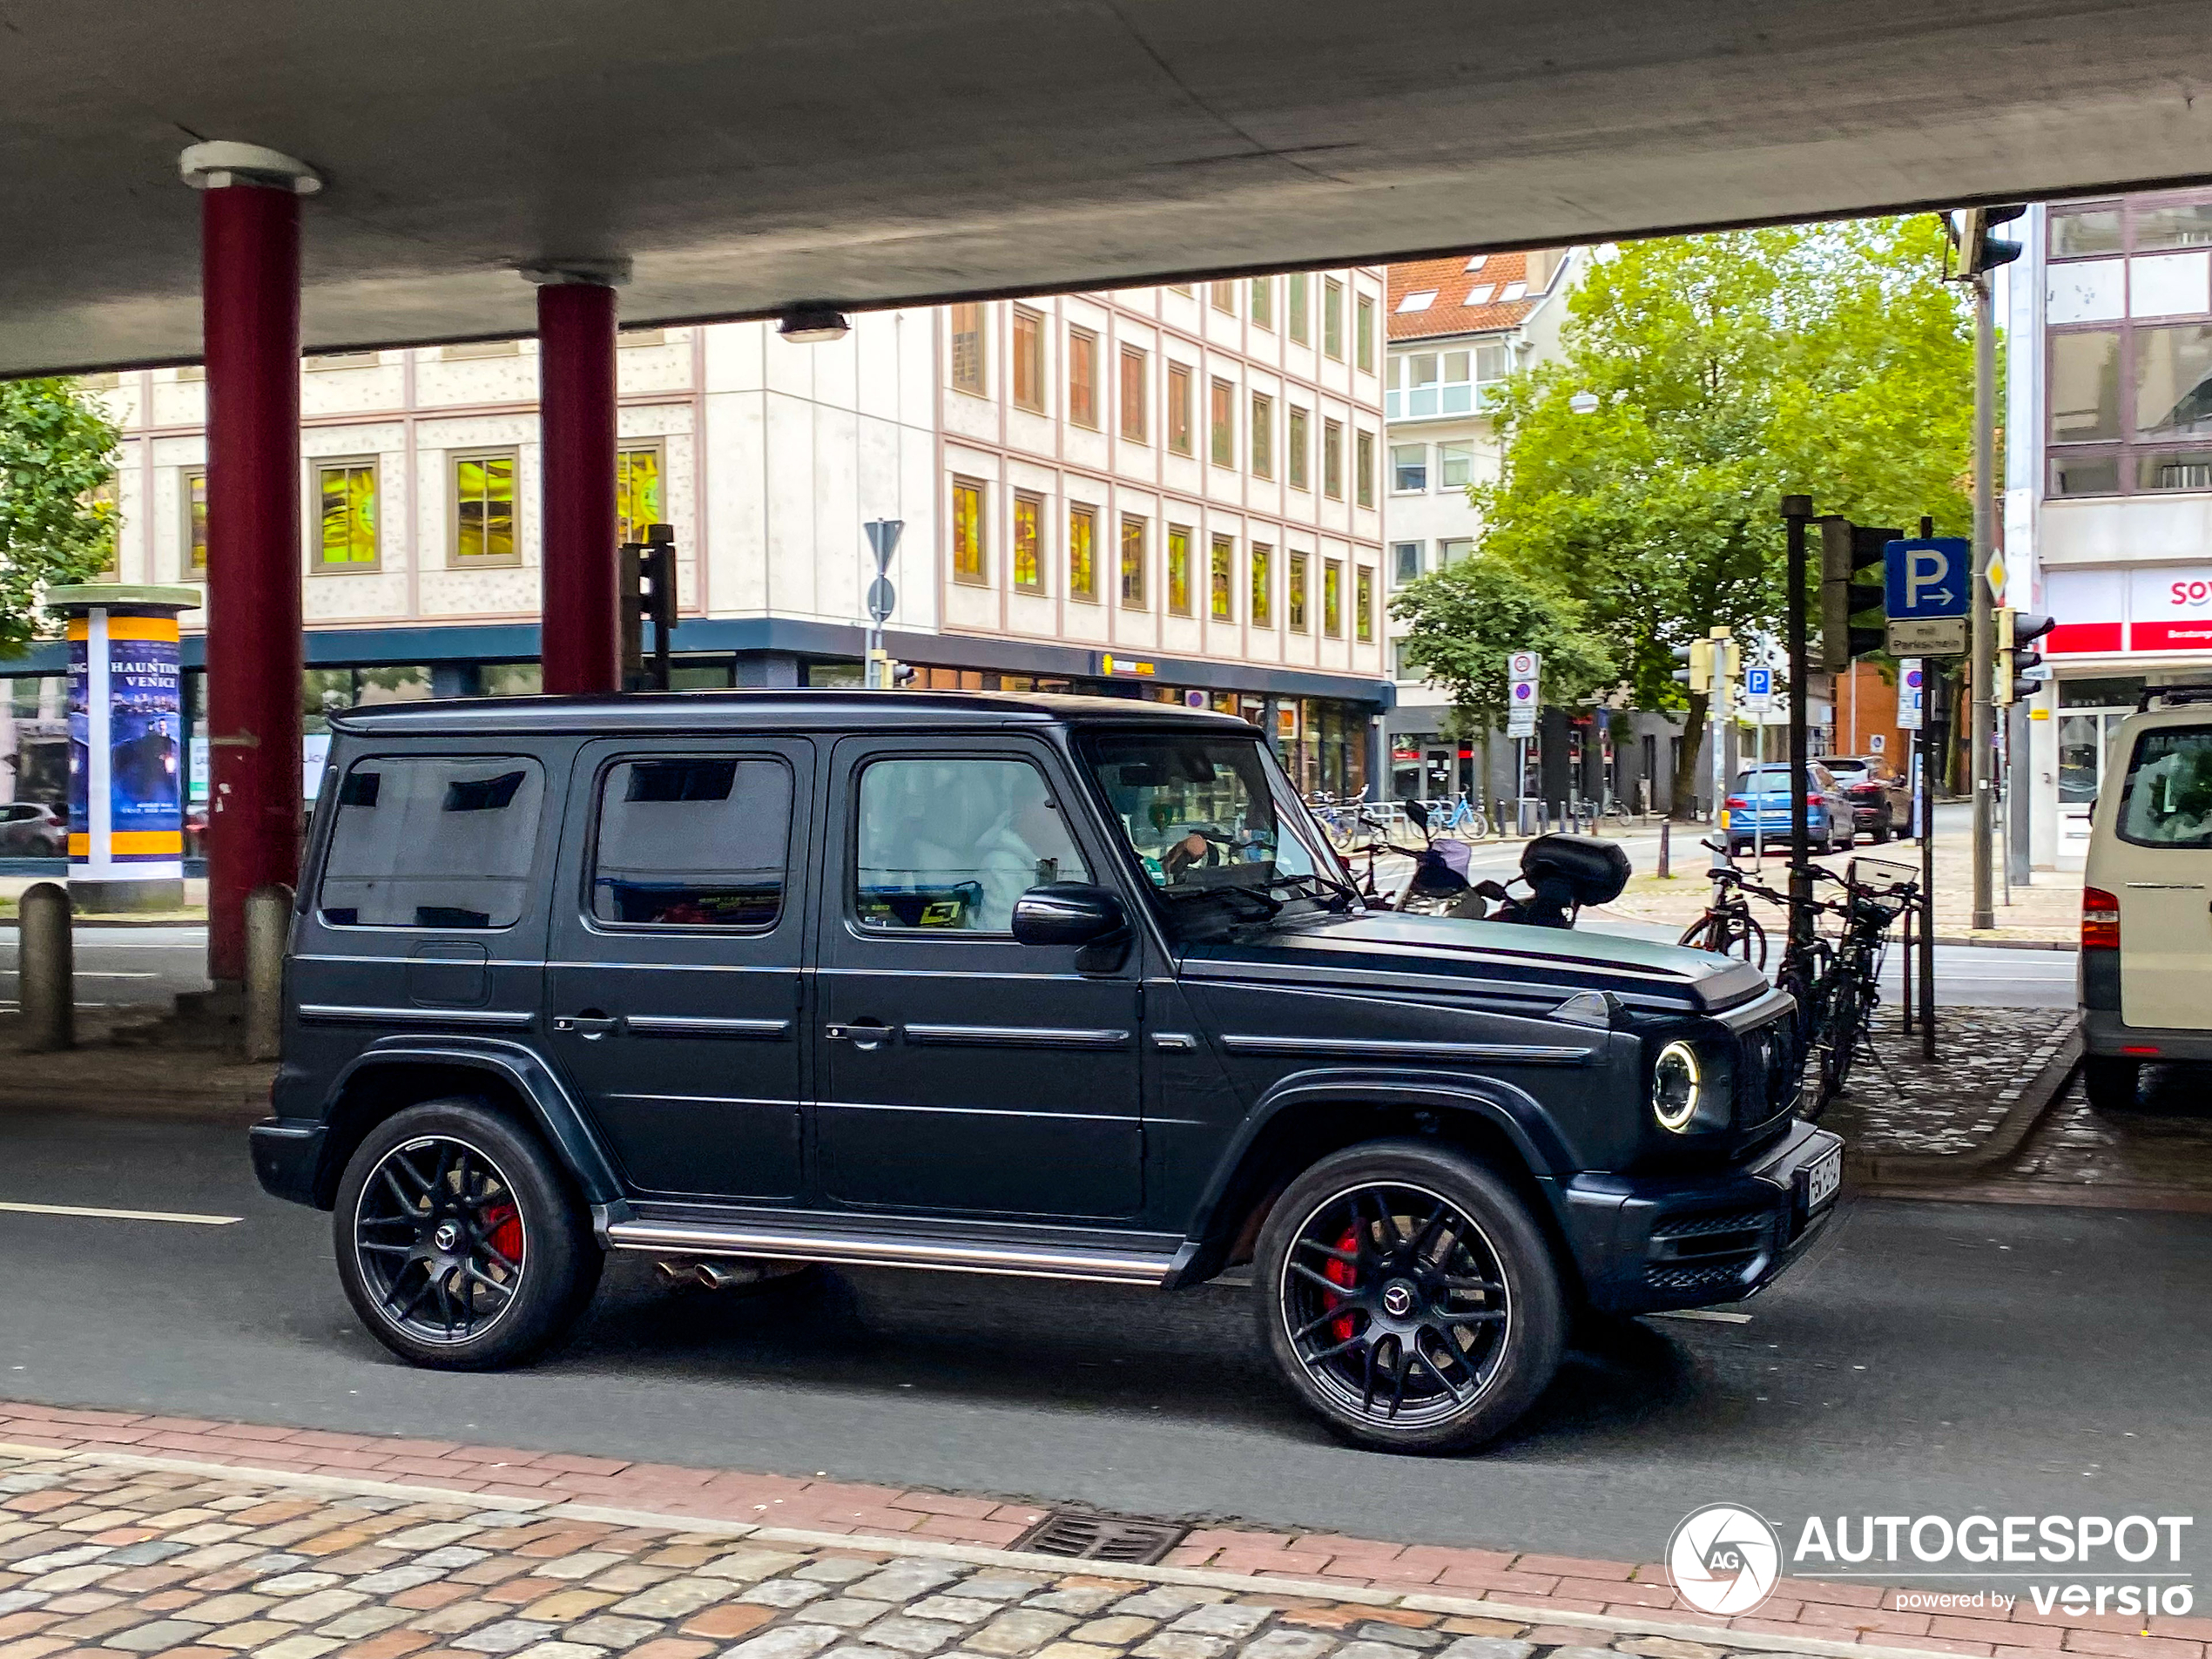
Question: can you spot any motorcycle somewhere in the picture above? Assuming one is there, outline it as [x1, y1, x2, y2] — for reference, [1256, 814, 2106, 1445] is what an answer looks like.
[1354, 801, 1629, 930]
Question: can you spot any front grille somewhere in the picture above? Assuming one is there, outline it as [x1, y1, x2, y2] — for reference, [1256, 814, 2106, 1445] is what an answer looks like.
[1014, 1510, 1187, 1565]
[1646, 1206, 1773, 1295]
[1648, 1261, 1758, 1294]
[1656, 1207, 1771, 1239]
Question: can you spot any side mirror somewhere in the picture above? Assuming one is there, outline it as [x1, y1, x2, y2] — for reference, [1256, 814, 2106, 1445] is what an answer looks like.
[1011, 882, 1130, 948]
[1403, 798, 1430, 832]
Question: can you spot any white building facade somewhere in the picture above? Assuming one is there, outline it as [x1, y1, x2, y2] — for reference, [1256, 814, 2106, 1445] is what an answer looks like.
[1, 272, 1392, 829]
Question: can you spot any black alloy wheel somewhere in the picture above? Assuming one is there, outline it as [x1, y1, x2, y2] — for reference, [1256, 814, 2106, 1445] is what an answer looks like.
[334, 1100, 601, 1371]
[1257, 1141, 1564, 1454]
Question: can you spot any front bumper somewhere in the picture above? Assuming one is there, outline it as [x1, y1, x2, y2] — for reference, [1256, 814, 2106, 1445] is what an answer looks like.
[1550, 1119, 1843, 1314]
[249, 1116, 327, 1208]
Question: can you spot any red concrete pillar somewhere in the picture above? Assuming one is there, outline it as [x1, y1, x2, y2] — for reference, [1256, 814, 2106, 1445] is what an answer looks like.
[536, 279, 620, 693]
[187, 145, 317, 987]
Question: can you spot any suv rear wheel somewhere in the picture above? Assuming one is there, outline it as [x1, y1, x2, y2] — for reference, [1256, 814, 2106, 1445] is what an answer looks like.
[2082, 1055, 2141, 1113]
[334, 1099, 602, 1370]
[1255, 1140, 1565, 1454]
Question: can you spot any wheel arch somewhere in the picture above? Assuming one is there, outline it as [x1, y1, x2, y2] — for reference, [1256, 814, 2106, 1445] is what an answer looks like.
[312, 1040, 623, 1211]
[1170, 1069, 1580, 1291]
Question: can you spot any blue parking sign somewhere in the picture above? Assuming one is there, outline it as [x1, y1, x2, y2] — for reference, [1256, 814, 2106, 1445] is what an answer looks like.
[1885, 538, 1971, 620]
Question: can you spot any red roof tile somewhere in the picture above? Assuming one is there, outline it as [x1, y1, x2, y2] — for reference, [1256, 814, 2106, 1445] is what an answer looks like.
[1386, 252, 1552, 340]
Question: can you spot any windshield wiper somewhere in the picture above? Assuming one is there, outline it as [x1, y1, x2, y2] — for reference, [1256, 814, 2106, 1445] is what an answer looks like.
[1160, 883, 1283, 923]
[1263, 869, 1359, 912]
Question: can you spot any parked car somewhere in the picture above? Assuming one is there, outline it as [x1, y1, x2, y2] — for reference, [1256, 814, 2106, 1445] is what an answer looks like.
[0, 801, 67, 856]
[250, 691, 1837, 1455]
[1822, 755, 1909, 843]
[1723, 762, 1855, 858]
[2079, 684, 2212, 1112]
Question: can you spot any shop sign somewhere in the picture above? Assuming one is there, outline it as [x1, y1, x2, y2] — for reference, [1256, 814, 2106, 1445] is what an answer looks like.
[2130, 565, 2212, 652]
[1098, 653, 1157, 676]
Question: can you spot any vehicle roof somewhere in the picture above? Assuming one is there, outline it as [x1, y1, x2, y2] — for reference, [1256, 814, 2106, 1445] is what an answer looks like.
[326, 689, 1259, 738]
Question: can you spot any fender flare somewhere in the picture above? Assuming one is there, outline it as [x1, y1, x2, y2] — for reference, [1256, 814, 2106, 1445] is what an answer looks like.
[318, 1036, 624, 1206]
[1179, 1064, 1575, 1262]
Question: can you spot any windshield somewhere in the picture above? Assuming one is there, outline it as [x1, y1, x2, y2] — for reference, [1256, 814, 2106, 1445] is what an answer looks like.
[1080, 730, 1345, 928]
[2118, 725, 2212, 848]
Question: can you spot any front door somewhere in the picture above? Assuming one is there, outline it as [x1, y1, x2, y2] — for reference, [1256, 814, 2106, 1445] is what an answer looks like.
[547, 738, 813, 1200]
[2107, 720, 2212, 1030]
[813, 737, 1143, 1219]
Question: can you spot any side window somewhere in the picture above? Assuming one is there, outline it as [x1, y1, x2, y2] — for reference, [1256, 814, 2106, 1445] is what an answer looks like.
[854, 757, 1089, 933]
[320, 756, 544, 928]
[2118, 725, 2212, 847]
[592, 757, 792, 927]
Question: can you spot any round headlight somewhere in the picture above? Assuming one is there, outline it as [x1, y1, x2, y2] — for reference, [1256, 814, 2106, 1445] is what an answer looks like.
[1652, 1040, 1701, 1133]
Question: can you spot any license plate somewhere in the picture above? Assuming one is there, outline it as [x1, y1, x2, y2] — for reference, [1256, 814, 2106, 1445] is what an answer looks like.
[1803, 1144, 1843, 1213]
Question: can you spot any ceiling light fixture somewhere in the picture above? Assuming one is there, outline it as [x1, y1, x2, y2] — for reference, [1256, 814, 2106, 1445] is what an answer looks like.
[779, 305, 851, 344]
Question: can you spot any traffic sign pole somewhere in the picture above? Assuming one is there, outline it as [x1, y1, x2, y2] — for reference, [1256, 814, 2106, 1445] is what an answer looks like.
[1782, 496, 1815, 949]
[1972, 270, 1997, 932]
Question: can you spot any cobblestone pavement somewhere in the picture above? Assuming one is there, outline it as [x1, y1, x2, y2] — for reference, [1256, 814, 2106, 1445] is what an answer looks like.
[3, 1427, 2209, 1659]
[1820, 1009, 2074, 1157]
[1928, 1067, 2212, 1210]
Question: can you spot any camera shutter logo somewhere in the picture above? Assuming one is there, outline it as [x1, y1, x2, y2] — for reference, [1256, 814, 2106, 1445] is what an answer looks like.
[1667, 1504, 1784, 1615]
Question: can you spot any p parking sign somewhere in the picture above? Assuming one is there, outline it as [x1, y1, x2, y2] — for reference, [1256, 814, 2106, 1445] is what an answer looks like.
[1884, 538, 1971, 656]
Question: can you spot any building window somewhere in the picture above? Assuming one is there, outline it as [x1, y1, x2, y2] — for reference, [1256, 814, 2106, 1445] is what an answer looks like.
[616, 444, 663, 544]
[1324, 559, 1344, 636]
[183, 469, 208, 576]
[1211, 282, 1237, 314]
[1392, 444, 1427, 492]
[1013, 492, 1044, 591]
[1012, 307, 1045, 412]
[1170, 284, 1195, 297]
[1386, 342, 1511, 419]
[1324, 279, 1345, 359]
[1251, 393, 1274, 478]
[1211, 536, 1235, 621]
[1069, 504, 1099, 602]
[1211, 377, 1235, 467]
[1119, 347, 1148, 442]
[1121, 515, 1148, 608]
[307, 351, 380, 370]
[1288, 551, 1310, 631]
[1439, 536, 1474, 567]
[1356, 567, 1375, 642]
[1167, 525, 1194, 615]
[451, 449, 520, 565]
[315, 460, 378, 570]
[1355, 429, 1375, 507]
[1323, 419, 1344, 499]
[1069, 327, 1098, 427]
[1288, 406, 1310, 489]
[1167, 363, 1194, 455]
[952, 477, 987, 583]
[1251, 278, 1273, 329]
[951, 303, 986, 395]
[1288, 274, 1310, 344]
[1251, 543, 1273, 628]
[1438, 441, 1474, 489]
[1356, 294, 1376, 373]
[440, 341, 520, 361]
[1392, 542, 1422, 583]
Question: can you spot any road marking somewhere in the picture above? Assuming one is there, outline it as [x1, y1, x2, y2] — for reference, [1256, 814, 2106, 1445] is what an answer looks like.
[1649, 1308, 1754, 1325]
[0, 970, 161, 978]
[0, 1201, 241, 1226]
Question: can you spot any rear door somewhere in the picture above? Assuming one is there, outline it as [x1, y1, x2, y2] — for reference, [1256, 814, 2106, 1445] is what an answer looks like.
[2103, 719, 2212, 1028]
[545, 738, 813, 1199]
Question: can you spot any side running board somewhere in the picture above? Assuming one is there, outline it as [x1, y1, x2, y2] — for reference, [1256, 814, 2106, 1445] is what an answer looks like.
[603, 1217, 1177, 1286]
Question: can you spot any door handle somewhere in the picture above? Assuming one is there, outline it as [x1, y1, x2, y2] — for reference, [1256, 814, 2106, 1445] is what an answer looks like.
[824, 1020, 892, 1050]
[554, 1013, 620, 1040]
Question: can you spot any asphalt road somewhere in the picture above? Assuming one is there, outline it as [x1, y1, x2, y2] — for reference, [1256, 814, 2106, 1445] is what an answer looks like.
[0, 925, 210, 1011]
[2, 1109, 2205, 1578]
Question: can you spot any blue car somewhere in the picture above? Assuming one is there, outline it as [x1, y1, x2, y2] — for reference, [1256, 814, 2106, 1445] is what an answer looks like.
[1724, 761, 1855, 857]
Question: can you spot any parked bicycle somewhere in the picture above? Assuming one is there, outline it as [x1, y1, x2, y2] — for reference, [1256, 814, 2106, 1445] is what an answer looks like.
[1424, 791, 1493, 840]
[1797, 859, 1919, 1109]
[1306, 786, 1374, 851]
[1677, 841, 1791, 969]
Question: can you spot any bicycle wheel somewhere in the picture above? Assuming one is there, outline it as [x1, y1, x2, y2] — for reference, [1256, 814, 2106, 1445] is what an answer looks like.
[1463, 807, 1492, 841]
[1818, 977, 1876, 1102]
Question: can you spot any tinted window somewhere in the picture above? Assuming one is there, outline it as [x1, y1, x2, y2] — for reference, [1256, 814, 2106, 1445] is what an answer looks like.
[854, 758, 1089, 932]
[320, 756, 543, 928]
[592, 757, 791, 927]
[2117, 725, 2212, 848]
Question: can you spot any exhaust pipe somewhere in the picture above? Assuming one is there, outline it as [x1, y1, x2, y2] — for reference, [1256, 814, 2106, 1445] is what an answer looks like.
[654, 1257, 806, 1291]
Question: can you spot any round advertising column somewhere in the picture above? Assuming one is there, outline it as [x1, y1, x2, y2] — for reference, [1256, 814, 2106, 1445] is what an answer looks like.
[47, 585, 200, 913]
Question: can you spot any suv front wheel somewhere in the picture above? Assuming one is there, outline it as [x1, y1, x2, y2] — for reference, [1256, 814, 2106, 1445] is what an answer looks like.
[1255, 1140, 1565, 1454]
[334, 1099, 602, 1370]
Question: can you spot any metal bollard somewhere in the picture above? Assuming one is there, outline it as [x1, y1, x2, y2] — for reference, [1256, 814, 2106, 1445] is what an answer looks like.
[1658, 819, 1671, 880]
[18, 881, 74, 1052]
[243, 882, 293, 1062]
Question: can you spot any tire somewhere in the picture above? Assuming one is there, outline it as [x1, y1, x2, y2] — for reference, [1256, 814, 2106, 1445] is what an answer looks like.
[334, 1098, 603, 1371]
[1256, 1139, 1566, 1455]
[2082, 1055, 2141, 1113]
[1871, 815, 1892, 845]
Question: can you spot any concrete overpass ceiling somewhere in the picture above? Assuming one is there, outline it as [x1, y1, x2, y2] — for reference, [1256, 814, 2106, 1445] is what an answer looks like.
[6, 0, 2212, 375]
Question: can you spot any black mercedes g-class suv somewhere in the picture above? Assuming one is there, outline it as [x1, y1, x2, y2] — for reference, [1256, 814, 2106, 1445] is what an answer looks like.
[251, 691, 1838, 1453]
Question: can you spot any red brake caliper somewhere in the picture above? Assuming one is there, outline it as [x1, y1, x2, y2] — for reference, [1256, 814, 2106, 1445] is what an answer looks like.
[1324, 1226, 1359, 1341]
[482, 1204, 523, 1266]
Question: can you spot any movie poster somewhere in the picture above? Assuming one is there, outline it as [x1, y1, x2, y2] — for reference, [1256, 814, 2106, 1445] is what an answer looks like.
[109, 628, 182, 860]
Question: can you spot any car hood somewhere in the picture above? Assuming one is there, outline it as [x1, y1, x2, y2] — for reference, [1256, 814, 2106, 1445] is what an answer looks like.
[1178, 911, 1772, 1016]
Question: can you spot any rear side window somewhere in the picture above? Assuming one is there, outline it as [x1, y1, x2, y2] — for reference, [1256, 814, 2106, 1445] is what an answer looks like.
[592, 757, 792, 927]
[2117, 725, 2212, 848]
[319, 755, 545, 928]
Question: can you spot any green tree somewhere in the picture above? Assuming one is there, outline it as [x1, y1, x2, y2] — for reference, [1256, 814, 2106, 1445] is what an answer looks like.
[0, 377, 122, 656]
[1474, 218, 1973, 815]
[1390, 556, 1615, 792]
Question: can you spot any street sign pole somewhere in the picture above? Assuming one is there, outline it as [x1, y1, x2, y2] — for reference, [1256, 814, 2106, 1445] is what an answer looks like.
[863, 519, 903, 688]
[1781, 496, 1815, 953]
[1971, 269, 1998, 931]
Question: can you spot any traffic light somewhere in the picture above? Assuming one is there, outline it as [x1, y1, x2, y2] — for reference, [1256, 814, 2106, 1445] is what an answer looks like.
[1671, 639, 1713, 694]
[1958, 205, 2027, 276]
[1996, 609, 2057, 705]
[1819, 516, 1898, 671]
[620, 522, 678, 691]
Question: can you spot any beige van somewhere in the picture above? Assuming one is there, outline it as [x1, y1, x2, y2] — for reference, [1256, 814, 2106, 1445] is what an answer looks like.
[2079, 685, 2212, 1109]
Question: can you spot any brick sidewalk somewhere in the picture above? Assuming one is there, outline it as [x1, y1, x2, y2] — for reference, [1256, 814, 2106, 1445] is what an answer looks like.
[2, 1405, 2203, 1659]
